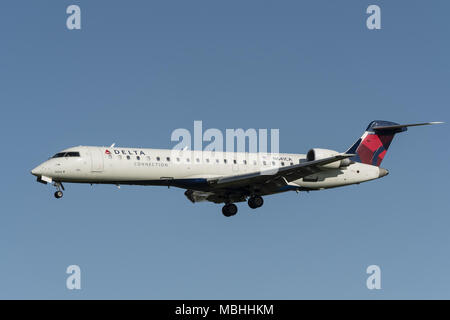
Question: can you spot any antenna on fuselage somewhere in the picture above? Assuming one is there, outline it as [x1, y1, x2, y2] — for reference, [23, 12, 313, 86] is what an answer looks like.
[110, 143, 116, 148]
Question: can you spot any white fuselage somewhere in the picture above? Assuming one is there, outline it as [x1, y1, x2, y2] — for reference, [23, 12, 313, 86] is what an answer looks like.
[31, 146, 382, 195]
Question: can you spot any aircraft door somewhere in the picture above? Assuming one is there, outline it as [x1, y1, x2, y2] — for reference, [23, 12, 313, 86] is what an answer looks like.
[90, 148, 104, 172]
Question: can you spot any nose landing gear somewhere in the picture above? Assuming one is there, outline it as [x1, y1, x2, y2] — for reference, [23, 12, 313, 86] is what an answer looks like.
[53, 182, 65, 199]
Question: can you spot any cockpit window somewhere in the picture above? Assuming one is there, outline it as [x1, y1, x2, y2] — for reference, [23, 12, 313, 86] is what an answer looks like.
[66, 152, 80, 157]
[52, 153, 65, 158]
[52, 152, 80, 158]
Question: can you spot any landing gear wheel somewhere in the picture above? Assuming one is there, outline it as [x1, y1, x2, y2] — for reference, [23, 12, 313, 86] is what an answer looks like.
[54, 191, 63, 199]
[52, 182, 65, 199]
[248, 196, 263, 209]
[222, 203, 238, 217]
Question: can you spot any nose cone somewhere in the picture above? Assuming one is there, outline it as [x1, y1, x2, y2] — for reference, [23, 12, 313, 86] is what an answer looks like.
[31, 165, 43, 176]
[378, 167, 389, 178]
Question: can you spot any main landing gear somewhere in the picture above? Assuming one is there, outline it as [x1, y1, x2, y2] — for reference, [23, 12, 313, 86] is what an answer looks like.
[222, 203, 238, 217]
[248, 196, 264, 209]
[221, 196, 264, 217]
[53, 182, 64, 199]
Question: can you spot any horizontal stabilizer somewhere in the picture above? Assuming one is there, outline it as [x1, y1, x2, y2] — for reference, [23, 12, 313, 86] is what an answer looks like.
[373, 121, 443, 131]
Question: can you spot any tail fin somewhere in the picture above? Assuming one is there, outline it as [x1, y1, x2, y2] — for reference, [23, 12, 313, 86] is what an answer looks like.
[345, 120, 443, 167]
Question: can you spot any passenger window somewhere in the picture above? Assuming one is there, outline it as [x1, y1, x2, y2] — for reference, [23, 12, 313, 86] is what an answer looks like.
[272, 161, 276, 166]
[290, 162, 294, 166]
[136, 156, 140, 160]
[146, 156, 151, 161]
[176, 157, 180, 162]
[224, 159, 227, 164]
[253, 160, 257, 165]
[196, 158, 200, 163]
[156, 157, 160, 161]
[117, 155, 122, 160]
[243, 160, 247, 165]
[263, 161, 267, 165]
[166, 157, 170, 162]
[126, 155, 131, 160]
[206, 159, 210, 163]
[233, 159, 237, 164]
[281, 162, 284, 166]
[216, 159, 219, 163]
[186, 158, 190, 162]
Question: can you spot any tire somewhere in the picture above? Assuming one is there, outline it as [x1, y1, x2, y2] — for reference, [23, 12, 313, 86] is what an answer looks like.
[222, 203, 237, 217]
[248, 196, 263, 209]
[227, 203, 238, 215]
[253, 196, 263, 208]
[248, 198, 257, 209]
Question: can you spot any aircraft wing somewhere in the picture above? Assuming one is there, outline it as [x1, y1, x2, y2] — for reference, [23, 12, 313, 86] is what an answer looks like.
[207, 153, 354, 191]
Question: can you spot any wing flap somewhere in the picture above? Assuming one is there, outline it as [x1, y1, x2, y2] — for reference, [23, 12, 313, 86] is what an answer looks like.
[209, 153, 354, 189]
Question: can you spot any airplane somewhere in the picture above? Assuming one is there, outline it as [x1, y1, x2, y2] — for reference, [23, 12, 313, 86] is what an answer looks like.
[30, 120, 442, 217]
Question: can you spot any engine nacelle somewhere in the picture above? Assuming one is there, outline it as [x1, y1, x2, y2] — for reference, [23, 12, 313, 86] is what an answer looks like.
[306, 148, 352, 169]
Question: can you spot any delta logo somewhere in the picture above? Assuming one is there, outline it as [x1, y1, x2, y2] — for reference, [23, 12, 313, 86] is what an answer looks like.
[105, 149, 146, 156]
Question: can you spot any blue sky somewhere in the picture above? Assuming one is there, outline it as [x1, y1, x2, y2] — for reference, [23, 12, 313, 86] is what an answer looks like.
[0, 0, 449, 299]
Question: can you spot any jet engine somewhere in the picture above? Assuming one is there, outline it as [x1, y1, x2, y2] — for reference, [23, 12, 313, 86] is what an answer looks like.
[306, 148, 352, 169]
